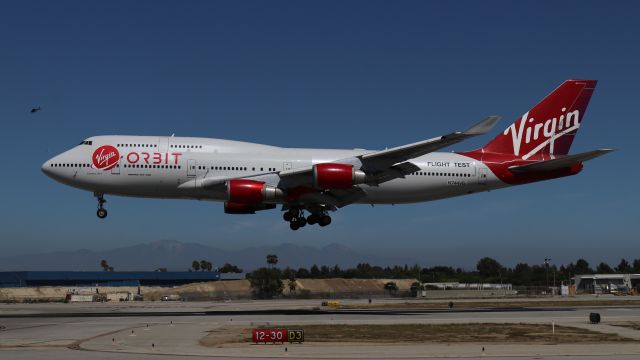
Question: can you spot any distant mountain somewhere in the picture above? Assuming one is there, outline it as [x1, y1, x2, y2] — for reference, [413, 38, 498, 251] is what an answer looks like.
[0, 240, 420, 272]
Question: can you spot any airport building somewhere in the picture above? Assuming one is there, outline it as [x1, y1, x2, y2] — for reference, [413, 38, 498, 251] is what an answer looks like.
[572, 274, 640, 294]
[0, 271, 220, 287]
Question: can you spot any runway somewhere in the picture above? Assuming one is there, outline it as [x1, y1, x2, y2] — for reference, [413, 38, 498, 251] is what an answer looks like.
[1, 299, 640, 359]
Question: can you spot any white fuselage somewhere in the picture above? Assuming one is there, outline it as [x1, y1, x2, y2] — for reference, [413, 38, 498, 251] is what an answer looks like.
[42, 135, 506, 205]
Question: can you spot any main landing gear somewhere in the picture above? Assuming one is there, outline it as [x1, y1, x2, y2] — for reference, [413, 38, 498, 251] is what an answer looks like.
[283, 207, 331, 231]
[95, 193, 108, 219]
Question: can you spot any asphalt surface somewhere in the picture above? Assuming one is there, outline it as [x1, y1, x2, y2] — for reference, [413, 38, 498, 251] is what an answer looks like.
[1, 299, 640, 359]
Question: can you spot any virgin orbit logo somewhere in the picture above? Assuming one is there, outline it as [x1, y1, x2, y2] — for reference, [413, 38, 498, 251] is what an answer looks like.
[504, 108, 580, 160]
[92, 145, 120, 170]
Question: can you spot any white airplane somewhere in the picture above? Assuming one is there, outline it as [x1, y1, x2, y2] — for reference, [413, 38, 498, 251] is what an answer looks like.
[43, 80, 612, 230]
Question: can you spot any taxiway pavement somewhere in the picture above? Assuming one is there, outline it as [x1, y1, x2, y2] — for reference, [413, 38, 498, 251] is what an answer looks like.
[1, 299, 640, 359]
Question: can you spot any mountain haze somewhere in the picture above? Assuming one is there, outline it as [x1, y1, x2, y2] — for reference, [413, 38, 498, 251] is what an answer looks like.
[0, 240, 420, 272]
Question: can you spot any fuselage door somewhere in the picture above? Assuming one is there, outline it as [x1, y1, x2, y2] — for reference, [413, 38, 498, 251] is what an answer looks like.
[187, 159, 196, 177]
[158, 137, 169, 153]
[478, 166, 487, 185]
[111, 158, 121, 174]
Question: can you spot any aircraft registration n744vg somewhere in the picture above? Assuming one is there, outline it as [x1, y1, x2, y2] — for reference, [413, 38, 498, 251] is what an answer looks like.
[43, 80, 612, 230]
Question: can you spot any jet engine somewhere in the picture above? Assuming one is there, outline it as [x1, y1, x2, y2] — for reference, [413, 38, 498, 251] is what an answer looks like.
[313, 163, 366, 189]
[226, 179, 283, 204]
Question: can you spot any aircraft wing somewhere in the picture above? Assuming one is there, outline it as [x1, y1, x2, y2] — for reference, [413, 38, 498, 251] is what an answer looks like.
[508, 149, 614, 173]
[359, 116, 500, 171]
[294, 187, 369, 209]
[278, 116, 499, 188]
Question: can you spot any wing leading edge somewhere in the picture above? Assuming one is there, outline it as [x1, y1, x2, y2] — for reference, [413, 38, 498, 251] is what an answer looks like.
[359, 115, 501, 171]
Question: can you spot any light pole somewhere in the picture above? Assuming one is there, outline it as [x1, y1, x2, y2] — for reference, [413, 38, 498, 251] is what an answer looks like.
[544, 258, 551, 295]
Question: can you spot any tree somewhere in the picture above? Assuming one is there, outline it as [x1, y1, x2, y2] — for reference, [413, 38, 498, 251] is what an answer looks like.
[288, 279, 297, 296]
[155, 267, 167, 272]
[296, 267, 310, 278]
[575, 259, 593, 274]
[384, 281, 399, 295]
[320, 265, 331, 278]
[247, 267, 284, 299]
[511, 263, 533, 285]
[633, 259, 640, 273]
[331, 265, 342, 277]
[266, 254, 279, 268]
[100, 259, 113, 272]
[615, 259, 632, 273]
[310, 265, 320, 278]
[192, 260, 201, 272]
[197, 260, 213, 272]
[596, 262, 614, 274]
[219, 263, 243, 273]
[356, 263, 374, 278]
[476, 257, 503, 279]
[282, 267, 295, 280]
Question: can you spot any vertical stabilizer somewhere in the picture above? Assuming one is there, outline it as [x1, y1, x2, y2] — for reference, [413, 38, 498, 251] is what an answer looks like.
[482, 80, 596, 159]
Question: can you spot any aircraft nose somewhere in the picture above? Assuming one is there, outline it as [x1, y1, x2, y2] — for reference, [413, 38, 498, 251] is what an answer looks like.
[41, 159, 52, 176]
[40, 158, 55, 177]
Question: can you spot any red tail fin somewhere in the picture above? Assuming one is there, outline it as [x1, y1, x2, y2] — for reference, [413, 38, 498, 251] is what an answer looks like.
[482, 80, 597, 159]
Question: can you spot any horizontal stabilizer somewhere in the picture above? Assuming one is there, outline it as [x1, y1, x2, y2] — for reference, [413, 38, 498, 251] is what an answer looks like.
[508, 149, 614, 173]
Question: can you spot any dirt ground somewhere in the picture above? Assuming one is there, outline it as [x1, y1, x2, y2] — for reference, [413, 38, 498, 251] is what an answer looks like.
[0, 278, 417, 302]
[199, 323, 635, 347]
[611, 322, 640, 331]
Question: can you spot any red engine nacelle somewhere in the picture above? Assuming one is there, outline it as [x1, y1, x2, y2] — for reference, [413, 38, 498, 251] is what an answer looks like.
[227, 179, 283, 204]
[313, 163, 366, 189]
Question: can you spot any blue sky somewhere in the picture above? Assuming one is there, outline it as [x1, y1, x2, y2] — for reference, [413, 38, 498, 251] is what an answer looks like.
[0, 1, 638, 268]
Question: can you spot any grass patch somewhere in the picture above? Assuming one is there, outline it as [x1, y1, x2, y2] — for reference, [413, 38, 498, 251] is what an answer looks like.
[291, 323, 632, 343]
[199, 323, 634, 346]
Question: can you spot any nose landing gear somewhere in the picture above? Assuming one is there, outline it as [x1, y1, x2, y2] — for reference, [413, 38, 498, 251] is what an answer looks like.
[95, 193, 108, 219]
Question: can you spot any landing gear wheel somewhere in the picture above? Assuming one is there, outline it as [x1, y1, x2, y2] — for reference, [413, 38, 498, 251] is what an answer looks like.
[289, 222, 300, 231]
[283, 212, 293, 222]
[94, 193, 108, 219]
[97, 208, 108, 219]
[307, 214, 319, 225]
[297, 217, 307, 227]
[319, 215, 332, 227]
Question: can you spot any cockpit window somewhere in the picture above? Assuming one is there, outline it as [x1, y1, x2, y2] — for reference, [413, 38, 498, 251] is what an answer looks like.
[79, 141, 93, 145]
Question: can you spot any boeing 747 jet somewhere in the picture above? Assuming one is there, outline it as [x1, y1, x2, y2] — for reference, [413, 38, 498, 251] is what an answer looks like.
[42, 80, 612, 230]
